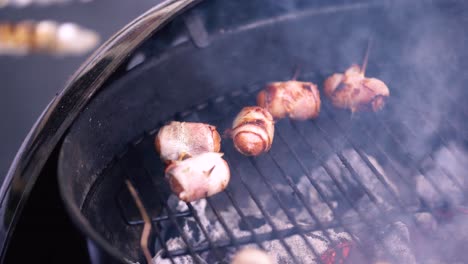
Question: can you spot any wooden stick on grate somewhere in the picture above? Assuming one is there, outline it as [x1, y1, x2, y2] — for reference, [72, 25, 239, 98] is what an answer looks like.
[126, 180, 153, 264]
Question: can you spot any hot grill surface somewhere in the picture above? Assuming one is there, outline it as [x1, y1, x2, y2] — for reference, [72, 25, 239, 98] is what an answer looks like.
[81, 71, 468, 263]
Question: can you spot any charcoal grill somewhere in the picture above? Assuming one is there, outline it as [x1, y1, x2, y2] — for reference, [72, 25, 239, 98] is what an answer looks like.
[3, 0, 468, 263]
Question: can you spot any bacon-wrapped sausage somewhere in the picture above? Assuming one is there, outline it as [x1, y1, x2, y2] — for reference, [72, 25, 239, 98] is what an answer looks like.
[155, 121, 221, 162]
[323, 64, 389, 113]
[165, 152, 230, 202]
[231, 248, 273, 264]
[257, 80, 321, 120]
[0, 20, 100, 56]
[231, 106, 275, 156]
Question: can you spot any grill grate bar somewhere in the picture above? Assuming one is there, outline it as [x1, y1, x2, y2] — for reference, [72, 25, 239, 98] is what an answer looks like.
[141, 166, 202, 264]
[351, 146, 437, 221]
[274, 130, 370, 258]
[332, 146, 438, 234]
[116, 149, 182, 264]
[122, 164, 177, 264]
[310, 115, 428, 262]
[158, 142, 301, 260]
[308, 120, 387, 214]
[266, 150, 339, 234]
[324, 100, 464, 215]
[392, 89, 468, 198]
[403, 81, 468, 136]
[186, 203, 225, 261]
[442, 92, 468, 118]
[231, 163, 302, 264]
[164, 99, 297, 259]
[222, 188, 267, 250]
[153, 220, 177, 264]
[318, 107, 449, 241]
[303, 70, 465, 199]
[311, 108, 417, 215]
[174, 102, 260, 250]
[354, 147, 404, 205]
[376, 105, 465, 193]
[438, 167, 464, 191]
[247, 156, 324, 263]
[165, 219, 344, 257]
[309, 117, 385, 212]
[372, 114, 465, 204]
[230, 96, 324, 262]
[233, 85, 384, 223]
[235, 85, 397, 259]
[173, 100, 268, 251]
[204, 197, 238, 246]
[357, 124, 414, 186]
[262, 146, 360, 251]
[403, 97, 468, 190]
[119, 80, 467, 262]
[393, 103, 467, 167]
[325, 110, 430, 205]
[127, 211, 192, 226]
[126, 173, 177, 264]
[336, 153, 380, 202]
[287, 120, 402, 261]
[298, 72, 460, 209]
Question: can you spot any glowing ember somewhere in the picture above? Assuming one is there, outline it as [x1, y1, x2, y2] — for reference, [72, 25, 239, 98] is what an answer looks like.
[320, 240, 352, 264]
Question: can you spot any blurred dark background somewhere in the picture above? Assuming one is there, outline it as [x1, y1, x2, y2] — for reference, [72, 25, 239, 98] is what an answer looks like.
[0, 0, 163, 183]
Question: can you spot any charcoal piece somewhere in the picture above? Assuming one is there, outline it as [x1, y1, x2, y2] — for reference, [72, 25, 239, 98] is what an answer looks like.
[373, 221, 416, 264]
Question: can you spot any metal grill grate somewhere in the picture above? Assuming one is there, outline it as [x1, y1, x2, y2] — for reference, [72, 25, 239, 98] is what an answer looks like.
[101, 71, 467, 263]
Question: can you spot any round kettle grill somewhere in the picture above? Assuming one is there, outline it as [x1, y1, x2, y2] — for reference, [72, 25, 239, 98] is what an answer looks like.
[3, 0, 468, 263]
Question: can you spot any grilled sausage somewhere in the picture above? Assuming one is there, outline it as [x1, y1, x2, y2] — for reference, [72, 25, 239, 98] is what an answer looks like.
[0, 20, 99, 56]
[231, 106, 275, 156]
[323, 64, 389, 113]
[0, 0, 88, 8]
[155, 121, 221, 162]
[257, 80, 321, 120]
[165, 152, 230, 202]
[232, 248, 273, 264]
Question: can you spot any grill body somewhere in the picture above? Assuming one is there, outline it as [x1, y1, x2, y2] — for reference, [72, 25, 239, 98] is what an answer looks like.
[53, 0, 468, 263]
